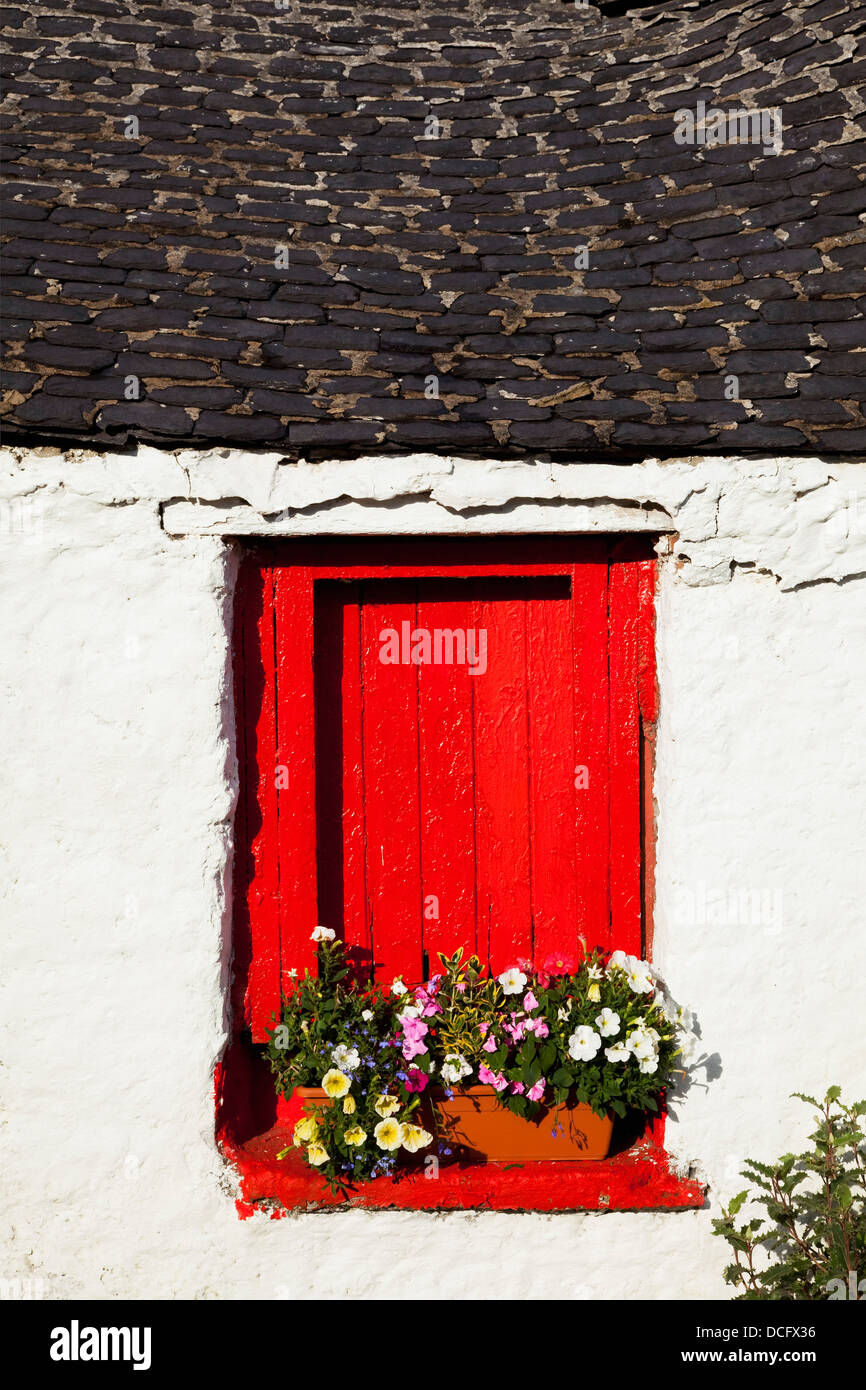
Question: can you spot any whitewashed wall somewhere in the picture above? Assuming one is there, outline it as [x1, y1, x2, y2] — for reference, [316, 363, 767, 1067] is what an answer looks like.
[1, 446, 864, 1301]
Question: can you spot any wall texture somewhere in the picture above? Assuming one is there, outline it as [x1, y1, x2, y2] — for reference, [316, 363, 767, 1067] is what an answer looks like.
[1, 446, 864, 1300]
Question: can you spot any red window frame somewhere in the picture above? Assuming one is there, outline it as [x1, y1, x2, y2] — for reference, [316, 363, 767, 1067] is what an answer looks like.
[220, 535, 705, 1214]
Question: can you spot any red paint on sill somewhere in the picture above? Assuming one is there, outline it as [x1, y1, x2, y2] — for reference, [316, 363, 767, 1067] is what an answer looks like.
[221, 1122, 705, 1216]
[216, 1038, 705, 1216]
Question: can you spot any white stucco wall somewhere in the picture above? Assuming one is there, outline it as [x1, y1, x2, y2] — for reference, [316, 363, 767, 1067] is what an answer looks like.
[1, 445, 864, 1301]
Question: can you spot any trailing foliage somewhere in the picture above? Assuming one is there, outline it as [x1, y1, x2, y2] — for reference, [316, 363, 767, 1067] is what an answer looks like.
[713, 1087, 866, 1300]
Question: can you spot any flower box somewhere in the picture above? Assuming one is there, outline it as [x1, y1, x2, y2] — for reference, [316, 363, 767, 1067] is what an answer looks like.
[429, 1085, 614, 1162]
[264, 929, 700, 1191]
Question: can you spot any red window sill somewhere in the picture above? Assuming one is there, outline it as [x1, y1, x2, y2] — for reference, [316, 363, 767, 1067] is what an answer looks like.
[223, 1124, 706, 1216]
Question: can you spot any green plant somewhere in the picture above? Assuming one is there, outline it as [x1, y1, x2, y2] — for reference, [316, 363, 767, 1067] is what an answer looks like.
[410, 945, 694, 1121]
[264, 930, 432, 1191]
[713, 1087, 866, 1300]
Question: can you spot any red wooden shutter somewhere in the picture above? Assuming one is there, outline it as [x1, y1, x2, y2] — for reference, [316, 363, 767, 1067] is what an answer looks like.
[236, 538, 654, 1041]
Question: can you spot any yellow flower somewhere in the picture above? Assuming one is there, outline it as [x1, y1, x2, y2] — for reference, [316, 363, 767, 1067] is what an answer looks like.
[400, 1124, 433, 1154]
[306, 1142, 329, 1167]
[293, 1115, 319, 1147]
[321, 1068, 351, 1099]
[587, 982, 602, 1003]
[374, 1094, 401, 1119]
[344, 1125, 367, 1146]
[373, 1119, 403, 1151]
[342, 1096, 356, 1115]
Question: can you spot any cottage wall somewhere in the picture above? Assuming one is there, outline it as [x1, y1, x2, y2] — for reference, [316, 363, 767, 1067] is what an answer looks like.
[2, 446, 863, 1299]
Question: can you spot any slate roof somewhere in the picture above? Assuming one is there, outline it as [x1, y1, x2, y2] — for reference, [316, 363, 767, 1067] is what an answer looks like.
[1, 0, 865, 456]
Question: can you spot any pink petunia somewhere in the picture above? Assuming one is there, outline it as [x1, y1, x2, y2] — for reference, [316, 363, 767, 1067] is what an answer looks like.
[510, 1081, 526, 1095]
[404, 1067, 429, 1093]
[478, 1064, 508, 1092]
[527, 1078, 546, 1102]
[482, 1034, 498, 1053]
[400, 1016, 428, 1042]
[526, 1018, 549, 1039]
[523, 990, 539, 1011]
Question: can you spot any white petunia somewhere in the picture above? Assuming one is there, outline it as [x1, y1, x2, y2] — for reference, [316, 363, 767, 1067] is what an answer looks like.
[498, 967, 528, 996]
[441, 1053, 472, 1085]
[361, 1009, 374, 1022]
[330, 1043, 360, 1072]
[567, 1026, 602, 1062]
[607, 949, 631, 974]
[627, 1029, 658, 1063]
[556, 1005, 571, 1023]
[311, 925, 336, 943]
[625, 962, 654, 994]
[595, 1008, 620, 1037]
[639, 1056, 659, 1075]
[397, 1005, 421, 1022]
[605, 1043, 630, 1063]
[391, 978, 408, 996]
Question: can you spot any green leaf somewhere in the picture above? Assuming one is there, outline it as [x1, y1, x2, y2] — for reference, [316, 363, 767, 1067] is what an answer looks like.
[728, 1191, 749, 1217]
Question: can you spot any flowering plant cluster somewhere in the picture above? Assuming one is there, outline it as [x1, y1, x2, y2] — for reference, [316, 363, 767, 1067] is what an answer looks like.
[264, 927, 433, 1190]
[265, 930, 698, 1186]
[393, 946, 698, 1121]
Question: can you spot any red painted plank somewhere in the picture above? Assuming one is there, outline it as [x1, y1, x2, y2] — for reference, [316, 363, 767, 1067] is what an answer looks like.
[360, 583, 425, 985]
[526, 579, 578, 963]
[571, 547, 611, 954]
[608, 549, 643, 958]
[416, 583, 479, 971]
[313, 582, 345, 949]
[245, 566, 283, 1041]
[637, 554, 658, 724]
[473, 582, 533, 973]
[274, 567, 318, 999]
[231, 560, 255, 1029]
[269, 535, 580, 580]
[338, 588, 371, 975]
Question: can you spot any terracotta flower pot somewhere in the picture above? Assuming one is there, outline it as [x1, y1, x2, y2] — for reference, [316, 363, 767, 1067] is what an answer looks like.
[295, 1085, 329, 1108]
[429, 1085, 614, 1161]
[275, 1085, 331, 1129]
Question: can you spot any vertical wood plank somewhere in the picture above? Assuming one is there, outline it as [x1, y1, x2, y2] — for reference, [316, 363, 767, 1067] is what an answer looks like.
[572, 545, 612, 954]
[526, 579, 577, 964]
[473, 583, 533, 974]
[416, 585, 478, 973]
[608, 546, 643, 958]
[274, 566, 318, 997]
[636, 555, 658, 959]
[360, 583, 425, 985]
[313, 581, 345, 948]
[245, 565, 283, 1041]
[340, 587, 371, 974]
